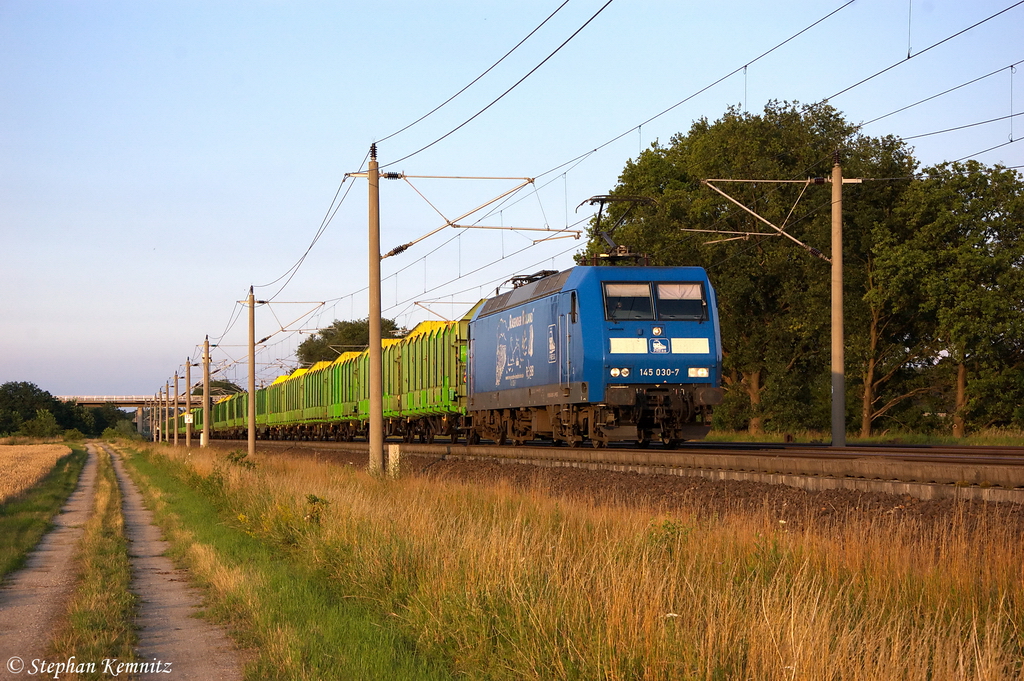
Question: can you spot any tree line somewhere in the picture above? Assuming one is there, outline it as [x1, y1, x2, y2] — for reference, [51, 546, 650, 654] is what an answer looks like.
[584, 101, 1024, 437]
[0, 381, 138, 439]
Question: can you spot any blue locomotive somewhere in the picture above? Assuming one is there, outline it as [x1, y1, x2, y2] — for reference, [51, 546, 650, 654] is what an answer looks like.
[467, 265, 723, 447]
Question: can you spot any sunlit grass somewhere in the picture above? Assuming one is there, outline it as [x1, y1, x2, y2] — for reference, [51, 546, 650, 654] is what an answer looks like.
[119, 444, 454, 681]
[122, 442, 1024, 680]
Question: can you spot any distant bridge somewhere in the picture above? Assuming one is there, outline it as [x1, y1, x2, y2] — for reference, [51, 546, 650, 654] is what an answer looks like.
[57, 396, 156, 407]
[57, 395, 230, 407]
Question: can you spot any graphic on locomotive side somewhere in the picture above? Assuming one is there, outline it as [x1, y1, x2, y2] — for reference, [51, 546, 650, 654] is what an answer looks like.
[177, 265, 723, 448]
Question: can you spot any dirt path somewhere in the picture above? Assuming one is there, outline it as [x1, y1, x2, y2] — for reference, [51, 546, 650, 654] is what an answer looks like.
[0, 444, 98, 681]
[106, 444, 244, 680]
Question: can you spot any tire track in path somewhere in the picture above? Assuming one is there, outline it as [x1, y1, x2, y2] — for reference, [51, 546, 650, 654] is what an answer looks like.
[0, 444, 98, 681]
[105, 444, 244, 681]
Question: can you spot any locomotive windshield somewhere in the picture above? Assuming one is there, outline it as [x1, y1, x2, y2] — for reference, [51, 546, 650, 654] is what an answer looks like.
[603, 281, 706, 321]
[655, 283, 705, 320]
[603, 283, 654, 320]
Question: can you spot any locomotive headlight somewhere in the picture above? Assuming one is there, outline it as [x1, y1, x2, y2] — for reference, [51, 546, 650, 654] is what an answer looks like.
[620, 368, 630, 377]
[610, 368, 621, 378]
[652, 326, 663, 336]
[688, 367, 710, 378]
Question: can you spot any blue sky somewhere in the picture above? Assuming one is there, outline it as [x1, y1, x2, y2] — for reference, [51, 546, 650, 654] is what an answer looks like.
[2, 0, 1021, 396]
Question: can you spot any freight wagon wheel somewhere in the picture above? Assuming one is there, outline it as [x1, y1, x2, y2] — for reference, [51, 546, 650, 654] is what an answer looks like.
[467, 430, 480, 445]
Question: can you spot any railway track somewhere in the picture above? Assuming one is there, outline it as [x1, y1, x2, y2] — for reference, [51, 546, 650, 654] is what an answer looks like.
[209, 438, 1024, 503]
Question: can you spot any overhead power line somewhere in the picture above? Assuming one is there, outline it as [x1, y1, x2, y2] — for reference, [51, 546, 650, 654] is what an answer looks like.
[903, 111, 1024, 140]
[860, 59, 1024, 129]
[377, 0, 573, 145]
[531, 0, 858, 183]
[825, 0, 1024, 102]
[247, 3, 577, 305]
[383, 0, 617, 168]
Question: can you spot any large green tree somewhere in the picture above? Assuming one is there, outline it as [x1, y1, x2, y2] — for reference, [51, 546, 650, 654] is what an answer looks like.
[879, 160, 1024, 435]
[586, 101, 919, 435]
[0, 381, 57, 434]
[295, 317, 402, 367]
[0, 381, 132, 437]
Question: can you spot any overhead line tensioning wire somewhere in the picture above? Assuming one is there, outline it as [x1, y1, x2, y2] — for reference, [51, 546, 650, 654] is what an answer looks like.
[824, 0, 1024, 103]
[903, 111, 1024, 140]
[527, 0, 858, 185]
[377, 0, 573, 145]
[860, 59, 1024, 129]
[953, 138, 1020, 164]
[256, 148, 371, 301]
[382, 0, 617, 169]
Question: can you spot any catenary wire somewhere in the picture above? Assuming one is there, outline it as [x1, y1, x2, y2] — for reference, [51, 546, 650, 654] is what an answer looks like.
[860, 59, 1024, 129]
[902, 111, 1024, 140]
[382, 0, 616, 169]
[377, 0, 573, 145]
[824, 0, 1024, 102]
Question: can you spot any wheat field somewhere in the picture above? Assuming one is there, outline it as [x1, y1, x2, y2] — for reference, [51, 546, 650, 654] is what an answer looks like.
[0, 444, 71, 504]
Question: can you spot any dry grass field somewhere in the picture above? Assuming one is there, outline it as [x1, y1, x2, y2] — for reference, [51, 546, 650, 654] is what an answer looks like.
[0, 444, 71, 504]
[127, 443, 1024, 680]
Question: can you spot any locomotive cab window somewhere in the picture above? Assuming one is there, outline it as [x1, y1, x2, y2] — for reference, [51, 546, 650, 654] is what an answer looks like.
[655, 283, 706, 320]
[603, 283, 654, 321]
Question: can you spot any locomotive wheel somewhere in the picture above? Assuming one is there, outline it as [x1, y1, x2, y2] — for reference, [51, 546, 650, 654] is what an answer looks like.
[661, 436, 678, 449]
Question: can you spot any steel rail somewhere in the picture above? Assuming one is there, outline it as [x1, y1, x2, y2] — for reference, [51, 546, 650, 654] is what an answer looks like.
[209, 439, 1024, 503]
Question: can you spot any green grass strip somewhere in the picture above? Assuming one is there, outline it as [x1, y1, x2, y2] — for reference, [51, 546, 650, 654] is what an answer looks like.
[0, 446, 88, 578]
[123, 447, 454, 681]
[50, 445, 137, 676]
